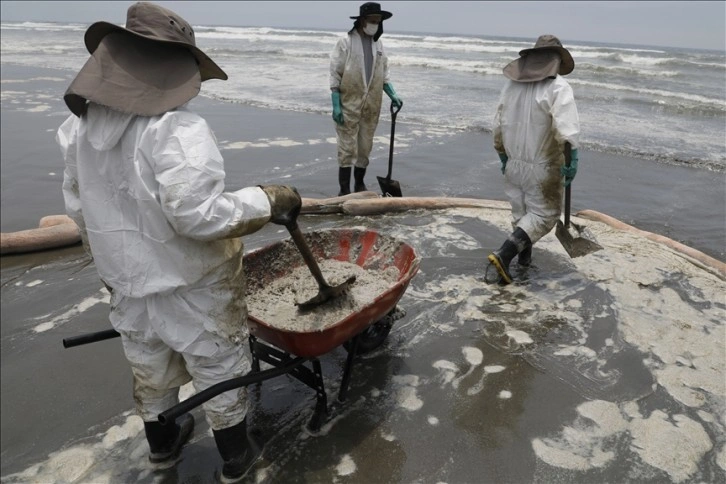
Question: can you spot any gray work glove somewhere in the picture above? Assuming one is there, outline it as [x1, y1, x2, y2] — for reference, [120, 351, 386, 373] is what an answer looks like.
[260, 185, 302, 225]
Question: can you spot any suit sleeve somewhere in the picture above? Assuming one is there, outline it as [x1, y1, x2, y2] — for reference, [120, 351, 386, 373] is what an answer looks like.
[330, 36, 349, 91]
[550, 79, 580, 148]
[146, 111, 271, 241]
[57, 114, 91, 254]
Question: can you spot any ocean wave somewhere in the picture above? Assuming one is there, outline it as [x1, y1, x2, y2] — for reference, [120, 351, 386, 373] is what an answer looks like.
[577, 63, 680, 78]
[0, 43, 82, 56]
[195, 26, 339, 43]
[573, 51, 726, 72]
[571, 80, 726, 110]
[0, 21, 85, 32]
[207, 47, 329, 60]
[197, 25, 340, 38]
[392, 55, 502, 75]
[567, 44, 666, 55]
[385, 37, 519, 54]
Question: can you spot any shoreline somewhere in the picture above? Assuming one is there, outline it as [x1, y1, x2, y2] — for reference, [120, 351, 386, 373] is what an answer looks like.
[1, 63, 724, 264]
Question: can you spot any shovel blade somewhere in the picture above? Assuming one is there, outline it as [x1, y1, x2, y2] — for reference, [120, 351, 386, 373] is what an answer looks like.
[555, 220, 603, 258]
[296, 275, 357, 311]
[377, 176, 402, 198]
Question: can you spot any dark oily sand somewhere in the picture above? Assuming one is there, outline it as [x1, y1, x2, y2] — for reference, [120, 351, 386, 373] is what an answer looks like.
[247, 259, 399, 332]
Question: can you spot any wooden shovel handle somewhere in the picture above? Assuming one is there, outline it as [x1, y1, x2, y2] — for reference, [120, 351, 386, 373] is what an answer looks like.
[285, 221, 330, 290]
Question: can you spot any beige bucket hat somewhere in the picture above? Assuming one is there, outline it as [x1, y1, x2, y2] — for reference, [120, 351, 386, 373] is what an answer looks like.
[64, 2, 227, 117]
[503, 34, 575, 82]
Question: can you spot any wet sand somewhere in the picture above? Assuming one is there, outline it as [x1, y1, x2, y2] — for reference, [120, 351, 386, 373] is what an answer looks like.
[1, 65, 725, 483]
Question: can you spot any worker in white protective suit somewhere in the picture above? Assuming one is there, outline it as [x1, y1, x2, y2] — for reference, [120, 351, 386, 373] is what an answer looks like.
[56, 3, 301, 482]
[489, 35, 580, 285]
[329, 2, 403, 196]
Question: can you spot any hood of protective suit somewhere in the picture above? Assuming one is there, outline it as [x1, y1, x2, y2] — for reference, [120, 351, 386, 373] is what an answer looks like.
[85, 103, 135, 151]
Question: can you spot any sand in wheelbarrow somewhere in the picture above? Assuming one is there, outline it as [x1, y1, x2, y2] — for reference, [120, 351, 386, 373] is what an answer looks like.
[246, 259, 400, 332]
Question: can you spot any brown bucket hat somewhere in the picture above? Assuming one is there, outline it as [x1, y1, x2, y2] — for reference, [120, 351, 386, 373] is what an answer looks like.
[64, 1, 227, 117]
[503, 34, 575, 82]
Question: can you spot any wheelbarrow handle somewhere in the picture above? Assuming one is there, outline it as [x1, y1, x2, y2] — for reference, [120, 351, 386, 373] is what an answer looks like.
[158, 356, 307, 425]
[63, 328, 120, 348]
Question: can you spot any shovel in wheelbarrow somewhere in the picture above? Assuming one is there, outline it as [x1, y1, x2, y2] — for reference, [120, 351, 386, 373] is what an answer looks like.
[377, 101, 403, 197]
[285, 218, 356, 310]
[555, 143, 603, 258]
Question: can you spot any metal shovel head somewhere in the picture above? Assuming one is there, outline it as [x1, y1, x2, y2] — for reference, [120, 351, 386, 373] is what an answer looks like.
[296, 275, 357, 311]
[555, 220, 604, 258]
[377, 176, 402, 197]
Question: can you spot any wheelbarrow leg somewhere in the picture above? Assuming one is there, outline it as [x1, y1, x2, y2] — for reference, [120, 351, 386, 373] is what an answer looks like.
[338, 334, 360, 403]
[307, 359, 328, 432]
[249, 335, 260, 373]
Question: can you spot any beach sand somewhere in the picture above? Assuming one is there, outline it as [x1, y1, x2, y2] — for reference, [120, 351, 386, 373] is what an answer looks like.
[2, 65, 725, 483]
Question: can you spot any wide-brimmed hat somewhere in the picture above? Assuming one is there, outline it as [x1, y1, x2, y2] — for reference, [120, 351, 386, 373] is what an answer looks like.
[503, 34, 574, 82]
[350, 2, 392, 20]
[64, 2, 227, 117]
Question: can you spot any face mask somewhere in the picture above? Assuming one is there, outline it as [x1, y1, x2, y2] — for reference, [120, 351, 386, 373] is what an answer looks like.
[363, 22, 379, 36]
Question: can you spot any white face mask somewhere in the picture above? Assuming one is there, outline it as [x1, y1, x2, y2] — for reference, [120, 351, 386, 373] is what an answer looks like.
[363, 22, 379, 36]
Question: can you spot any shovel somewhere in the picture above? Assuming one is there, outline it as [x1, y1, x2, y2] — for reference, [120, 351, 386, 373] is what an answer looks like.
[285, 220, 356, 310]
[377, 101, 403, 197]
[555, 144, 603, 258]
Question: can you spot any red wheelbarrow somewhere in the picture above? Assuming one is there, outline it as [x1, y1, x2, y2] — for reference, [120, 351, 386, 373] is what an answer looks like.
[63, 228, 420, 431]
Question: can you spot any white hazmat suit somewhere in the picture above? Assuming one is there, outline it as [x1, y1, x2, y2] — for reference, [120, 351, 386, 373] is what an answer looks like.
[493, 76, 580, 243]
[330, 29, 390, 168]
[57, 103, 272, 430]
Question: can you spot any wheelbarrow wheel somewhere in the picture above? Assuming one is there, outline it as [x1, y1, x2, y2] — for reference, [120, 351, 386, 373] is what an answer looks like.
[344, 307, 403, 354]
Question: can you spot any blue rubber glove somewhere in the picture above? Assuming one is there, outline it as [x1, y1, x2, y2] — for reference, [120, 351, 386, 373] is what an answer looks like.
[498, 152, 508, 174]
[560, 148, 578, 186]
[331, 91, 344, 125]
[383, 83, 403, 108]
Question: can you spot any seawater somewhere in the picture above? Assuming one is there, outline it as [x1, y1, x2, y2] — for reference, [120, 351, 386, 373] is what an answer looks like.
[2, 21, 724, 169]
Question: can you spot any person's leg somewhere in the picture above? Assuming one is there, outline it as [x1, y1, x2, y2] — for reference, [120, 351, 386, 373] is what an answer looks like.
[487, 228, 532, 284]
[517, 163, 562, 245]
[335, 120, 358, 195]
[489, 164, 531, 283]
[353, 114, 379, 192]
[110, 295, 194, 464]
[151, 261, 260, 481]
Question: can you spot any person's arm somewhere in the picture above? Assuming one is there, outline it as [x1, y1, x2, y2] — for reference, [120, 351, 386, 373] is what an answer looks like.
[551, 79, 580, 149]
[147, 111, 272, 241]
[551, 79, 581, 185]
[330, 36, 348, 124]
[379, 41, 402, 108]
[381, 40, 391, 85]
[329, 36, 348, 92]
[493, 86, 508, 173]
[56, 114, 91, 254]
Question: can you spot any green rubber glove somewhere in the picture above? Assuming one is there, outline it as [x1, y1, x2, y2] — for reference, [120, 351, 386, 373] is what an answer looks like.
[560, 148, 578, 187]
[331, 91, 344, 125]
[498, 152, 508, 174]
[383, 83, 402, 108]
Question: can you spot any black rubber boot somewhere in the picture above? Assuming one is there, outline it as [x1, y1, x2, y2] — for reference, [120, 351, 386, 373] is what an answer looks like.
[144, 413, 194, 464]
[213, 418, 262, 483]
[513, 227, 532, 264]
[487, 228, 531, 285]
[353, 167, 367, 192]
[516, 227, 533, 266]
[518, 245, 532, 266]
[338, 167, 351, 196]
[487, 240, 519, 285]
